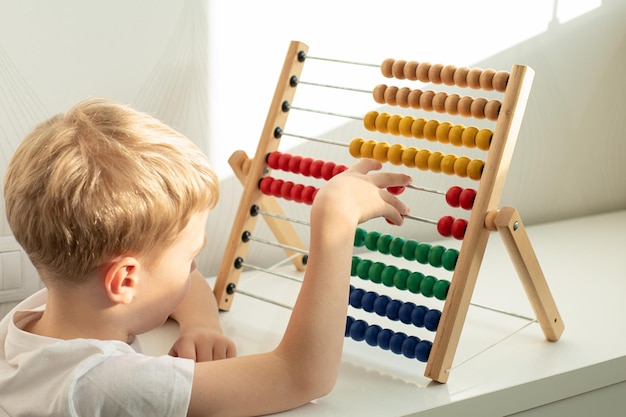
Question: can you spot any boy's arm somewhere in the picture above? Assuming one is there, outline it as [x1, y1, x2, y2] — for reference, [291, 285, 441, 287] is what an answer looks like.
[168, 269, 236, 361]
[187, 159, 411, 417]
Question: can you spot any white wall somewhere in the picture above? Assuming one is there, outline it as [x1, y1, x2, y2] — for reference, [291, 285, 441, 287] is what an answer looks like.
[0, 0, 623, 290]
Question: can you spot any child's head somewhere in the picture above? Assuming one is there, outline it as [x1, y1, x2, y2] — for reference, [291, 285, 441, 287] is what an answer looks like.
[4, 98, 219, 285]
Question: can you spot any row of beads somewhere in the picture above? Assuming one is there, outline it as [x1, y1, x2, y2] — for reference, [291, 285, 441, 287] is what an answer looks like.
[349, 138, 484, 180]
[372, 85, 501, 121]
[258, 176, 318, 205]
[349, 286, 441, 331]
[363, 111, 493, 151]
[346, 316, 432, 362]
[380, 59, 509, 92]
[266, 151, 348, 179]
[354, 228, 459, 270]
[351, 256, 450, 300]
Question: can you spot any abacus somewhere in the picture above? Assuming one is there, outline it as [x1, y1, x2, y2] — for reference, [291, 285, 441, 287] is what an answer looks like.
[213, 40, 564, 383]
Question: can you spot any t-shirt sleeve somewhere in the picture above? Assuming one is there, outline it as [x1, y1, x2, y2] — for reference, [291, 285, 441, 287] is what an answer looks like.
[70, 352, 194, 417]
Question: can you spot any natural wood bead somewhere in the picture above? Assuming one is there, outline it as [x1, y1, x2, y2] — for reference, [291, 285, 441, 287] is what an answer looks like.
[419, 90, 435, 112]
[444, 94, 461, 115]
[428, 63, 444, 84]
[384, 85, 399, 106]
[467, 68, 483, 89]
[493, 70, 509, 92]
[408, 89, 422, 109]
[441, 65, 457, 85]
[470, 97, 488, 119]
[372, 84, 387, 104]
[404, 61, 419, 81]
[381, 58, 395, 78]
[432, 92, 448, 113]
[453, 67, 470, 88]
[485, 99, 501, 120]
[392, 59, 407, 79]
[479, 69, 496, 90]
[396, 87, 411, 108]
[416, 62, 432, 82]
[458, 96, 473, 117]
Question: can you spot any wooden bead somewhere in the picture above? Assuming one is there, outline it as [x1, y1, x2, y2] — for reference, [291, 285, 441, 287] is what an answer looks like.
[375, 112, 390, 133]
[349, 138, 365, 158]
[467, 159, 484, 180]
[436, 122, 452, 144]
[428, 151, 444, 173]
[404, 61, 419, 81]
[493, 71, 509, 92]
[381, 58, 394, 78]
[470, 97, 488, 119]
[420, 90, 435, 112]
[453, 156, 471, 177]
[398, 115, 415, 137]
[458, 96, 473, 117]
[401, 147, 417, 167]
[392, 59, 407, 79]
[485, 99, 501, 120]
[441, 154, 457, 175]
[432, 92, 448, 113]
[363, 111, 378, 131]
[372, 84, 387, 104]
[396, 87, 411, 108]
[373, 141, 390, 162]
[361, 140, 377, 159]
[411, 118, 427, 138]
[415, 149, 431, 170]
[476, 129, 493, 150]
[453, 67, 470, 88]
[383, 85, 399, 106]
[449, 125, 465, 146]
[416, 62, 432, 82]
[407, 89, 422, 109]
[424, 119, 439, 141]
[461, 126, 478, 148]
[444, 93, 460, 115]
[388, 144, 405, 165]
[388, 115, 403, 136]
[479, 69, 496, 90]
[467, 68, 483, 89]
[428, 63, 444, 84]
[441, 65, 457, 86]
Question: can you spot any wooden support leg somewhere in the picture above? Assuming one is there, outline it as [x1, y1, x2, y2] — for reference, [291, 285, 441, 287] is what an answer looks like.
[487, 207, 565, 341]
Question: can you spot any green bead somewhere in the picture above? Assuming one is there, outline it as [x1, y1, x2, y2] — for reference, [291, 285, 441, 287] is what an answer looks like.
[407, 272, 425, 294]
[420, 275, 437, 297]
[354, 228, 367, 247]
[428, 245, 445, 268]
[351, 256, 360, 276]
[415, 243, 432, 264]
[364, 231, 381, 251]
[356, 259, 372, 280]
[377, 234, 393, 254]
[390, 237, 406, 257]
[368, 262, 386, 284]
[393, 269, 411, 290]
[433, 279, 450, 300]
[381, 265, 399, 287]
[401, 240, 419, 261]
[441, 249, 459, 271]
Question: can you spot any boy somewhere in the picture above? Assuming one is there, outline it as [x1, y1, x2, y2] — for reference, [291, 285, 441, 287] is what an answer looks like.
[0, 98, 411, 416]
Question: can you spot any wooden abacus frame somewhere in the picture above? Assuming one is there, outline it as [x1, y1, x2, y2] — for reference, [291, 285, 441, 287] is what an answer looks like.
[213, 40, 564, 383]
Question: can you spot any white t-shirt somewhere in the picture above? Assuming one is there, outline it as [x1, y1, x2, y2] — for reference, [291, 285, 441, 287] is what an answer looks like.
[0, 289, 194, 417]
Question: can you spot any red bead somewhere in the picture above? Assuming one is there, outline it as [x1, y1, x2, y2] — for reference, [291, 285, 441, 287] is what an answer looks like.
[310, 159, 324, 178]
[259, 177, 273, 195]
[291, 183, 304, 203]
[299, 157, 313, 176]
[266, 152, 281, 169]
[281, 181, 294, 200]
[459, 188, 476, 210]
[270, 178, 284, 197]
[278, 153, 292, 171]
[321, 161, 336, 180]
[288, 155, 303, 174]
[332, 164, 348, 177]
[445, 186, 462, 207]
[302, 185, 317, 205]
[437, 216, 454, 237]
[387, 186, 405, 195]
[451, 218, 468, 240]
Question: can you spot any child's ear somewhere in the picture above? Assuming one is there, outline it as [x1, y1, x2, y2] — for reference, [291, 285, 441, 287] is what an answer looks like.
[103, 257, 140, 304]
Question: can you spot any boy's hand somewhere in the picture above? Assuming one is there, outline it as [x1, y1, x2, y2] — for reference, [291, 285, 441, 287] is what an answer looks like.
[169, 326, 236, 362]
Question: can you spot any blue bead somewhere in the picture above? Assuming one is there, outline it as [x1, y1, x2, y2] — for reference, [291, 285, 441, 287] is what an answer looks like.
[398, 302, 416, 324]
[364, 324, 382, 346]
[377, 328, 393, 350]
[361, 291, 377, 312]
[386, 300, 402, 321]
[345, 316, 355, 337]
[349, 319, 368, 341]
[373, 294, 391, 316]
[424, 309, 442, 331]
[402, 336, 420, 359]
[389, 332, 407, 354]
[411, 305, 428, 327]
[349, 288, 365, 309]
[415, 340, 432, 362]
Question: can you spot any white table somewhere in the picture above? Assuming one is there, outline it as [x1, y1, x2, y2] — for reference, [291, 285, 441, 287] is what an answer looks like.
[139, 210, 626, 416]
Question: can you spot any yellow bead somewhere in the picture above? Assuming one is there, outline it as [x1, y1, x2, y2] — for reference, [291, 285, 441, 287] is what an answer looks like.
[424, 119, 440, 141]
[441, 154, 457, 175]
[373, 142, 390, 162]
[361, 140, 377, 159]
[399, 115, 415, 137]
[375, 112, 391, 134]
[401, 147, 418, 168]
[363, 111, 378, 132]
[428, 151, 445, 173]
[453, 156, 471, 177]
[349, 138, 364, 158]
[388, 143, 405, 165]
[467, 159, 484, 180]
[449, 125, 465, 147]
[388, 115, 403, 136]
[476, 128, 493, 150]
[436, 122, 453, 144]
[411, 118, 427, 139]
[461, 126, 478, 148]
[415, 149, 431, 170]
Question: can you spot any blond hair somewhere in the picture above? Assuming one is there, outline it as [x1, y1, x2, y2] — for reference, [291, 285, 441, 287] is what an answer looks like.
[4, 98, 219, 283]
